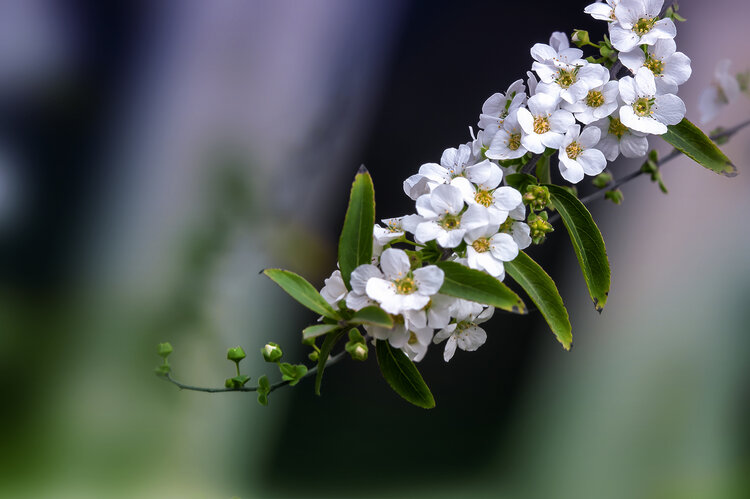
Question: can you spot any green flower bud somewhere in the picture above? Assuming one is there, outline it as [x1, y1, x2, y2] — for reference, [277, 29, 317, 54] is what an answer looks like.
[522, 185, 551, 211]
[225, 377, 235, 389]
[528, 213, 555, 245]
[592, 172, 613, 189]
[604, 189, 624, 205]
[227, 346, 246, 362]
[308, 351, 319, 362]
[571, 29, 590, 47]
[262, 342, 283, 363]
[157, 342, 173, 359]
[348, 342, 368, 361]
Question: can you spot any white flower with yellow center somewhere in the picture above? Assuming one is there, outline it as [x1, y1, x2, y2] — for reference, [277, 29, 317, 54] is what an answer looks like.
[609, 0, 676, 52]
[699, 59, 742, 123]
[364, 248, 444, 316]
[414, 184, 487, 248]
[531, 32, 585, 69]
[373, 216, 417, 246]
[433, 306, 494, 362]
[619, 67, 685, 134]
[320, 270, 347, 307]
[561, 65, 619, 124]
[451, 174, 522, 226]
[592, 116, 649, 161]
[584, 0, 619, 22]
[619, 38, 691, 94]
[517, 93, 574, 153]
[558, 124, 607, 184]
[463, 222, 518, 279]
[486, 108, 528, 160]
[478, 79, 527, 136]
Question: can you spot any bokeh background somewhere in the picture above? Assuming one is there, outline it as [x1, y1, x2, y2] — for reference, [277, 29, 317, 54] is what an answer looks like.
[1, 0, 749, 497]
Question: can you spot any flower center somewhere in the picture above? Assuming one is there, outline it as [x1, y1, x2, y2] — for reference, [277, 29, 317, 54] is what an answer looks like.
[533, 115, 550, 134]
[438, 213, 461, 230]
[471, 237, 491, 253]
[394, 276, 417, 295]
[644, 55, 664, 75]
[508, 132, 522, 150]
[608, 117, 628, 139]
[474, 189, 493, 207]
[585, 90, 605, 108]
[633, 97, 654, 117]
[386, 220, 401, 233]
[566, 141, 583, 160]
[633, 17, 656, 36]
[556, 68, 577, 89]
[408, 331, 419, 345]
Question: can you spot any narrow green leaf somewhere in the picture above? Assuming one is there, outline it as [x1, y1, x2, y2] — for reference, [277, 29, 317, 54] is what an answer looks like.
[375, 340, 435, 409]
[315, 330, 345, 395]
[546, 184, 611, 311]
[662, 118, 737, 177]
[263, 269, 340, 320]
[349, 306, 394, 328]
[505, 251, 572, 350]
[338, 166, 376, 289]
[435, 261, 527, 314]
[302, 324, 340, 340]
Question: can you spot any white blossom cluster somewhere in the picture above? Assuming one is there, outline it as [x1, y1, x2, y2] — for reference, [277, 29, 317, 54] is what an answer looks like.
[321, 0, 691, 363]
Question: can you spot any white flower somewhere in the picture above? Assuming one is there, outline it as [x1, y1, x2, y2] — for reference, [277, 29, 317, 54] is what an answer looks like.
[558, 124, 607, 183]
[401, 327, 435, 362]
[531, 32, 585, 69]
[346, 264, 383, 310]
[486, 108, 528, 160]
[592, 116, 649, 161]
[320, 270, 347, 306]
[619, 38, 691, 93]
[535, 61, 610, 105]
[500, 212, 532, 251]
[619, 67, 685, 134]
[609, 0, 677, 52]
[365, 248, 444, 315]
[584, 0, 619, 22]
[451, 167, 522, 225]
[366, 320, 432, 361]
[414, 184, 487, 248]
[699, 59, 742, 123]
[517, 93, 575, 153]
[561, 65, 619, 124]
[463, 223, 518, 278]
[433, 307, 494, 362]
[477, 79, 527, 135]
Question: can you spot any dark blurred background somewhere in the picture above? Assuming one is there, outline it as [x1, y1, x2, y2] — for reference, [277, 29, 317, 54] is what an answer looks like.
[1, 0, 749, 497]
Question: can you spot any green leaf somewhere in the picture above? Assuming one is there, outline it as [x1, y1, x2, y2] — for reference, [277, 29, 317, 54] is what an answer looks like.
[504, 173, 538, 192]
[279, 363, 308, 386]
[546, 184, 611, 311]
[338, 166, 376, 289]
[315, 330, 345, 395]
[505, 251, 572, 350]
[375, 340, 435, 409]
[535, 155, 551, 184]
[435, 261, 526, 314]
[662, 118, 737, 177]
[302, 324, 341, 340]
[263, 269, 340, 320]
[349, 306, 394, 328]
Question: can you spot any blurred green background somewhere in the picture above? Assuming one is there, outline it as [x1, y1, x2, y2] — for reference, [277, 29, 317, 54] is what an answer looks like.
[0, 0, 748, 497]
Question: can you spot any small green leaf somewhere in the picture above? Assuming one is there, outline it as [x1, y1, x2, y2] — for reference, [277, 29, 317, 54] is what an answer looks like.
[350, 306, 394, 328]
[279, 363, 308, 386]
[338, 166, 376, 289]
[375, 340, 435, 409]
[505, 251, 572, 350]
[546, 184, 611, 312]
[662, 118, 737, 177]
[302, 324, 340, 340]
[504, 173, 538, 192]
[263, 269, 340, 320]
[315, 330, 345, 395]
[435, 261, 527, 314]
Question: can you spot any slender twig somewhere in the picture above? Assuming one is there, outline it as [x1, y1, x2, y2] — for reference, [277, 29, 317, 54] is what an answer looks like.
[548, 118, 750, 223]
[161, 349, 348, 394]
[521, 153, 543, 174]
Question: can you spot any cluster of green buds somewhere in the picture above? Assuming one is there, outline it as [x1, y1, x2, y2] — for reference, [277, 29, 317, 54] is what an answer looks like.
[523, 184, 551, 211]
[345, 329, 368, 361]
[527, 212, 554, 245]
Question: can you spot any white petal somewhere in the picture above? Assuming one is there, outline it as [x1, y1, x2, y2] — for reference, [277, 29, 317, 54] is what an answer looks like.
[511, 222, 532, 250]
[477, 251, 504, 277]
[549, 109, 575, 133]
[577, 149, 607, 176]
[350, 264, 383, 294]
[618, 48, 646, 72]
[578, 126, 601, 148]
[530, 43, 557, 62]
[618, 76, 637, 104]
[379, 248, 411, 279]
[620, 105, 666, 134]
[516, 107, 535, 134]
[634, 67, 656, 96]
[457, 326, 487, 352]
[431, 184, 464, 215]
[443, 336, 458, 361]
[415, 221, 441, 243]
[437, 228, 466, 248]
[652, 93, 685, 126]
[489, 232, 519, 261]
[415, 193, 439, 218]
[619, 133, 649, 158]
[413, 265, 445, 296]
[558, 154, 585, 183]
[492, 186, 523, 211]
[450, 176, 477, 204]
[365, 278, 399, 312]
[521, 132, 545, 154]
[609, 24, 640, 52]
[596, 134, 620, 162]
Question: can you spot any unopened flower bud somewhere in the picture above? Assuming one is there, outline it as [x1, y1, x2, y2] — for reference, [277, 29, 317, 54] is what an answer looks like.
[592, 172, 612, 189]
[262, 342, 283, 362]
[227, 346, 246, 362]
[157, 342, 173, 359]
[351, 343, 368, 361]
[571, 29, 590, 47]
